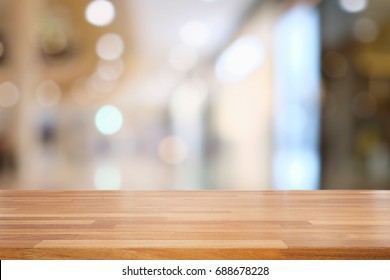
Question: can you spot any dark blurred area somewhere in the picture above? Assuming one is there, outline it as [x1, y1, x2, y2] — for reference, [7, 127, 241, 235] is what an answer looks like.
[0, 0, 388, 190]
[320, 0, 390, 189]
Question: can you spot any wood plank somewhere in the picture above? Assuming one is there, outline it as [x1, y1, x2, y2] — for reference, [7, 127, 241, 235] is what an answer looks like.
[0, 220, 96, 225]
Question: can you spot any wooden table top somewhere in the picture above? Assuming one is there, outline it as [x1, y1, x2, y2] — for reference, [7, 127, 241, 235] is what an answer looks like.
[0, 190, 389, 259]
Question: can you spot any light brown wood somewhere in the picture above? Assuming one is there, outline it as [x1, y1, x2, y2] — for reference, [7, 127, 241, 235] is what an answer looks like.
[0, 190, 389, 259]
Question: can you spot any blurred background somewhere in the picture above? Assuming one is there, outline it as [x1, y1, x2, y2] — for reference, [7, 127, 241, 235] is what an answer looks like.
[0, 0, 389, 190]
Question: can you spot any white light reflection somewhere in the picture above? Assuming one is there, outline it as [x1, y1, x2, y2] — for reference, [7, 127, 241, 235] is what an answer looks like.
[274, 150, 320, 190]
[180, 21, 210, 48]
[95, 105, 123, 135]
[273, 4, 321, 190]
[94, 164, 122, 190]
[339, 0, 367, 13]
[85, 0, 116, 27]
[216, 36, 264, 85]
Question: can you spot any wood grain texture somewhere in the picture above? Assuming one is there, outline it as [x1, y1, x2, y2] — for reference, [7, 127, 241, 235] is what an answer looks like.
[0, 190, 389, 259]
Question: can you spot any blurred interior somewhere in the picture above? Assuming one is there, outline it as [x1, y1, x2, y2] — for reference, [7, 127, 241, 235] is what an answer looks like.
[0, 0, 389, 190]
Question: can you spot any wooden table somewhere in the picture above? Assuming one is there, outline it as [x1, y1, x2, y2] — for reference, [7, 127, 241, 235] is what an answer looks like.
[0, 190, 389, 259]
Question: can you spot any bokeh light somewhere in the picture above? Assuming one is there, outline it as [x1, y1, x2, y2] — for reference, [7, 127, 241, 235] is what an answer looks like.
[40, 29, 68, 55]
[97, 59, 124, 81]
[216, 36, 264, 84]
[95, 105, 123, 135]
[96, 33, 124, 61]
[353, 18, 379, 43]
[339, 0, 367, 13]
[88, 74, 117, 96]
[3, 0, 390, 191]
[85, 0, 116, 27]
[158, 136, 188, 165]
[35, 80, 62, 107]
[323, 51, 348, 79]
[0, 82, 20, 108]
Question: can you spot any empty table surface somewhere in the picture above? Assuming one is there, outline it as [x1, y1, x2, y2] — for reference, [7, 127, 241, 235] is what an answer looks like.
[0, 190, 389, 259]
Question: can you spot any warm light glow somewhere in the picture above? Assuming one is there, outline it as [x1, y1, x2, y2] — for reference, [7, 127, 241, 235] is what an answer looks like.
[216, 36, 264, 84]
[85, 0, 116, 27]
[353, 18, 379, 43]
[96, 33, 124, 61]
[95, 105, 123, 135]
[0, 82, 20, 108]
[40, 29, 68, 55]
[339, 0, 367, 13]
[180, 21, 210, 48]
[35, 80, 62, 107]
[158, 136, 188, 165]
[94, 164, 122, 190]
